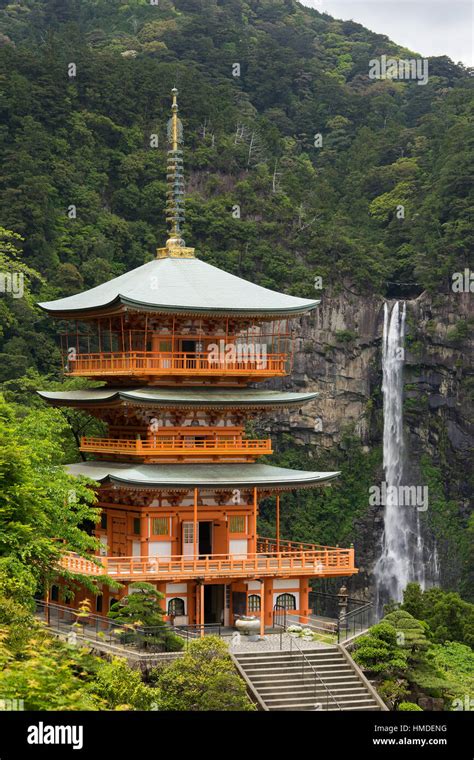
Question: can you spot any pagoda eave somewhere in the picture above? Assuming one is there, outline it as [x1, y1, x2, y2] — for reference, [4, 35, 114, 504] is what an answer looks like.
[65, 461, 340, 491]
[38, 301, 321, 321]
[37, 388, 320, 411]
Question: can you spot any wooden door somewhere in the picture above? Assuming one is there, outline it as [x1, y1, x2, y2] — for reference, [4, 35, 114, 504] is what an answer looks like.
[182, 522, 195, 557]
[111, 517, 127, 557]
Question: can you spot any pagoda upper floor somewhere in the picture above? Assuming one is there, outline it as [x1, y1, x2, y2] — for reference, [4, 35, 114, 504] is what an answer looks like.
[38, 387, 319, 464]
[38, 256, 319, 386]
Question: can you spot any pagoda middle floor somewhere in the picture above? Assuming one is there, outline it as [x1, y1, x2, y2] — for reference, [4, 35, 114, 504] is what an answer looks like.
[59, 462, 357, 629]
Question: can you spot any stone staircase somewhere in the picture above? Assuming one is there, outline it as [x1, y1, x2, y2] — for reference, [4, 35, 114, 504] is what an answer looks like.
[233, 646, 386, 711]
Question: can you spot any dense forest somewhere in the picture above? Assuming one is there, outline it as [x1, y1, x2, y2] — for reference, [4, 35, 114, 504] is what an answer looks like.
[0, 0, 472, 712]
[0, 0, 472, 381]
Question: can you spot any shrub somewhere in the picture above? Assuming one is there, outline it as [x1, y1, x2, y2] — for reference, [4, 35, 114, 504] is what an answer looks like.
[155, 636, 254, 711]
[353, 622, 409, 675]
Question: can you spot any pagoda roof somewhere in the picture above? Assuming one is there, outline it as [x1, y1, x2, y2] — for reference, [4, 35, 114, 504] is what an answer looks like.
[37, 257, 319, 319]
[37, 388, 318, 409]
[65, 461, 339, 491]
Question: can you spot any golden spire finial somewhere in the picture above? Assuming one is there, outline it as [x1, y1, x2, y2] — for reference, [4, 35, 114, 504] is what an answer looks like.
[157, 87, 195, 259]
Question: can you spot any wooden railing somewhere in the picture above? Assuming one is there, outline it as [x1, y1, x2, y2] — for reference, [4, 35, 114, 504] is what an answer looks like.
[257, 537, 343, 554]
[60, 546, 356, 581]
[80, 435, 272, 457]
[65, 351, 288, 376]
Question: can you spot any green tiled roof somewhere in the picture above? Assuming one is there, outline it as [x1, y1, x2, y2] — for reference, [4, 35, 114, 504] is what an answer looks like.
[38, 257, 319, 318]
[66, 461, 339, 490]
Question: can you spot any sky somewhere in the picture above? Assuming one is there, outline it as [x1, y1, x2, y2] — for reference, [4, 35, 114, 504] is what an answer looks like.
[301, 0, 473, 66]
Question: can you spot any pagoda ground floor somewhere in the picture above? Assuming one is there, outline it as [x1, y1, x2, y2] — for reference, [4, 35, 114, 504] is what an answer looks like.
[52, 576, 321, 633]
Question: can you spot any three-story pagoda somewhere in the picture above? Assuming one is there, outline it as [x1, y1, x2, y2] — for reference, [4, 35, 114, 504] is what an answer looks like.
[38, 89, 357, 633]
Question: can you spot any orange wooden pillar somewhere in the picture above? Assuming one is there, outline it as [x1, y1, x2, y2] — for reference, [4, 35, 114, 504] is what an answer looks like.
[140, 511, 148, 557]
[260, 579, 265, 637]
[253, 487, 258, 552]
[193, 487, 198, 558]
[199, 582, 205, 637]
[299, 579, 310, 623]
[151, 332, 160, 354]
[264, 579, 273, 628]
[276, 494, 280, 552]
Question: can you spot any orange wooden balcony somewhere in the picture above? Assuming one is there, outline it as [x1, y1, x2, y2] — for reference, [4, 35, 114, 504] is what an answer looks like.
[80, 435, 272, 460]
[60, 544, 357, 582]
[65, 351, 288, 379]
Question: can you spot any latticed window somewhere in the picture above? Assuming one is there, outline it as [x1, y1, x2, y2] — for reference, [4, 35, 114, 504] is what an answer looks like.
[133, 517, 140, 535]
[276, 593, 296, 611]
[152, 517, 169, 536]
[183, 523, 194, 544]
[168, 598, 185, 617]
[248, 594, 261, 612]
[229, 515, 245, 533]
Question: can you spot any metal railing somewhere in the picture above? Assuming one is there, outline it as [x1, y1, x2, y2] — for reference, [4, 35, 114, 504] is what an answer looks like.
[285, 612, 337, 637]
[35, 600, 180, 652]
[272, 603, 287, 650]
[337, 602, 374, 643]
[309, 590, 368, 619]
[173, 622, 228, 647]
[288, 635, 342, 711]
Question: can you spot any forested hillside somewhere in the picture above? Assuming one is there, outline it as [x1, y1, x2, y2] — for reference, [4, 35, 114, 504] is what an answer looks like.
[0, 0, 472, 381]
[0, 0, 472, 603]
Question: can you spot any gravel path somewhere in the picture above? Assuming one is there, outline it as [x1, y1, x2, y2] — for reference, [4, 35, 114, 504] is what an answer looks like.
[226, 632, 332, 653]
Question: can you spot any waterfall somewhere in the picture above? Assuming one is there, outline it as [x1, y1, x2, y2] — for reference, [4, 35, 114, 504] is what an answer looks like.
[374, 301, 432, 614]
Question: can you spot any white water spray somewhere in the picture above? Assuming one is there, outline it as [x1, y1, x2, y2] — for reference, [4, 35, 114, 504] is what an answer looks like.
[374, 302, 433, 613]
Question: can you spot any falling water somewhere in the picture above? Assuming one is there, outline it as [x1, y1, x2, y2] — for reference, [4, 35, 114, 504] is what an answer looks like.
[374, 302, 434, 615]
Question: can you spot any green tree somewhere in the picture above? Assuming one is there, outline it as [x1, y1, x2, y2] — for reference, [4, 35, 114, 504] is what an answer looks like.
[108, 581, 183, 651]
[383, 609, 430, 654]
[401, 585, 474, 648]
[353, 622, 409, 675]
[108, 581, 167, 627]
[88, 658, 157, 710]
[0, 394, 102, 600]
[401, 582, 425, 620]
[156, 636, 254, 711]
[0, 624, 104, 710]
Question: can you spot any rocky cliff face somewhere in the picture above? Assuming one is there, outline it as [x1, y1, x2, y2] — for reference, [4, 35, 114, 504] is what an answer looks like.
[264, 288, 473, 598]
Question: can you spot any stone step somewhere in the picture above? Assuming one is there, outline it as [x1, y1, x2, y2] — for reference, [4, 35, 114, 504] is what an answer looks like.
[254, 681, 364, 694]
[244, 666, 353, 677]
[235, 654, 344, 666]
[250, 673, 361, 685]
[267, 696, 378, 710]
[236, 661, 345, 670]
[274, 704, 382, 712]
[233, 643, 384, 711]
[258, 684, 367, 696]
[236, 649, 338, 660]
